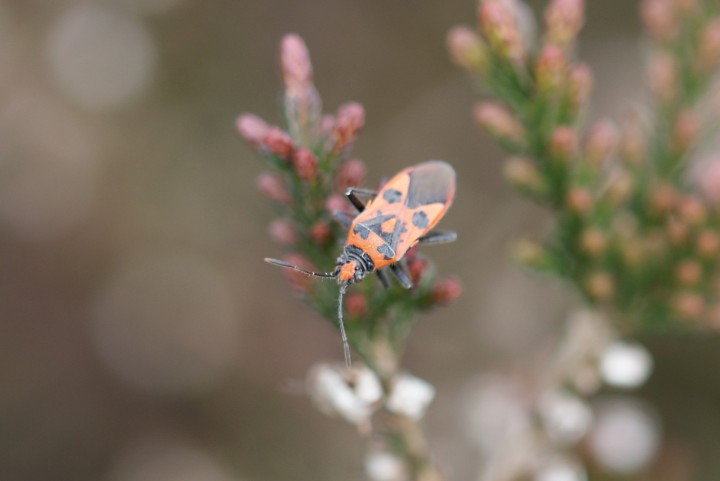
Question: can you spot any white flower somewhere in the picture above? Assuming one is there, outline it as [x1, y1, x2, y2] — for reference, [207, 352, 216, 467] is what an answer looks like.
[538, 389, 593, 445]
[307, 363, 381, 425]
[599, 341, 653, 389]
[534, 455, 587, 481]
[386, 374, 436, 421]
[365, 451, 408, 481]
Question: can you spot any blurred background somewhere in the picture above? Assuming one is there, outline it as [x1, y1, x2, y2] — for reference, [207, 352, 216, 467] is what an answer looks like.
[2, 0, 720, 480]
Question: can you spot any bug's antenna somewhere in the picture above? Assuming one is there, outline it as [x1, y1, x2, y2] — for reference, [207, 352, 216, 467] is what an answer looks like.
[338, 283, 351, 367]
[264, 258, 337, 278]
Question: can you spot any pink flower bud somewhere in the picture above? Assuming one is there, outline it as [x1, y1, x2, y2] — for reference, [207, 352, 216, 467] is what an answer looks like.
[567, 187, 592, 214]
[264, 127, 295, 159]
[292, 148, 318, 182]
[648, 52, 677, 103]
[666, 217, 689, 245]
[447, 26, 488, 71]
[309, 220, 332, 245]
[535, 44, 567, 94]
[677, 196, 707, 225]
[579, 228, 606, 257]
[699, 18, 720, 72]
[473, 101, 525, 143]
[280, 34, 322, 144]
[430, 276, 463, 304]
[236, 114, 270, 147]
[336, 158, 367, 191]
[673, 291, 704, 319]
[545, 0, 585, 48]
[585, 120, 619, 166]
[256, 172, 290, 203]
[550, 126, 578, 161]
[584, 271, 614, 301]
[696, 230, 720, 257]
[619, 120, 647, 165]
[648, 182, 678, 215]
[567, 64, 593, 110]
[675, 259, 702, 285]
[345, 293, 368, 319]
[696, 156, 720, 201]
[673, 110, 700, 152]
[331, 102, 365, 155]
[406, 255, 428, 286]
[326, 193, 350, 214]
[268, 219, 296, 246]
[503, 156, 545, 192]
[280, 34, 313, 96]
[282, 254, 316, 294]
[641, 0, 677, 42]
[478, 0, 525, 63]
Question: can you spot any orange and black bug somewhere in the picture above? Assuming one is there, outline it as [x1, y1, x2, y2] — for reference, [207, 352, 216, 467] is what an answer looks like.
[266, 160, 457, 366]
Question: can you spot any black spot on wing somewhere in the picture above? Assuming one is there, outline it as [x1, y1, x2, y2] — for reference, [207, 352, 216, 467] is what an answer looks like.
[382, 189, 403, 204]
[405, 161, 455, 209]
[412, 210, 429, 229]
[377, 244, 394, 260]
[353, 224, 371, 240]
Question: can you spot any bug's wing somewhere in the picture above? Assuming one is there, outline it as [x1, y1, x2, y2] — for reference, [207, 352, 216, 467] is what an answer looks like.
[393, 161, 456, 258]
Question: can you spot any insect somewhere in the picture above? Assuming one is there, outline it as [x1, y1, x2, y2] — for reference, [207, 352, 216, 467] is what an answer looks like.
[265, 160, 457, 367]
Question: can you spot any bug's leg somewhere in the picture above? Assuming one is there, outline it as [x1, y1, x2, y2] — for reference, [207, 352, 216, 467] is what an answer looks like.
[332, 211, 354, 230]
[375, 268, 391, 289]
[345, 188, 377, 213]
[389, 263, 413, 289]
[417, 230, 457, 245]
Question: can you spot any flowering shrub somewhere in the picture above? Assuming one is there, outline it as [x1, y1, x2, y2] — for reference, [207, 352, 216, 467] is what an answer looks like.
[237, 34, 460, 480]
[450, 0, 720, 332]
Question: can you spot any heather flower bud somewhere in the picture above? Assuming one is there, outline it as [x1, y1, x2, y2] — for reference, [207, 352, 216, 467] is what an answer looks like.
[407, 256, 428, 286]
[605, 171, 634, 205]
[264, 127, 295, 159]
[666, 217, 689, 245]
[447, 26, 488, 72]
[336, 158, 367, 191]
[473, 101, 525, 144]
[641, 0, 676, 42]
[619, 120, 647, 165]
[648, 182, 677, 215]
[699, 19, 720, 72]
[511, 239, 547, 267]
[673, 110, 700, 152]
[331, 102, 365, 155]
[585, 120, 619, 166]
[478, 0, 525, 63]
[535, 44, 567, 94]
[309, 220, 332, 245]
[345, 293, 368, 319]
[256, 172, 290, 203]
[326, 193, 350, 214]
[292, 148, 318, 182]
[672, 291, 704, 319]
[430, 276, 463, 304]
[236, 113, 270, 147]
[648, 53, 677, 103]
[280, 34, 322, 143]
[268, 219, 296, 246]
[545, 0, 585, 48]
[696, 156, 720, 201]
[678, 196, 707, 225]
[282, 254, 316, 294]
[550, 126, 578, 161]
[503, 156, 545, 193]
[580, 228, 606, 257]
[675, 259, 702, 285]
[585, 271, 614, 301]
[566, 187, 592, 214]
[696, 230, 720, 257]
[567, 64, 593, 111]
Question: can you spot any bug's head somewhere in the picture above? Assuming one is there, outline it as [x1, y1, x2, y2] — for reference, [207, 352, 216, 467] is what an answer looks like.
[336, 254, 367, 285]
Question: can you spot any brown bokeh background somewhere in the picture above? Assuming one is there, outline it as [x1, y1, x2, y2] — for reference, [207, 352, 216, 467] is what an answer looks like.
[2, 1, 720, 480]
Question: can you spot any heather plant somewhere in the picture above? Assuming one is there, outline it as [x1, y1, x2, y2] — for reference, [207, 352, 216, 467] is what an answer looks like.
[237, 35, 460, 481]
